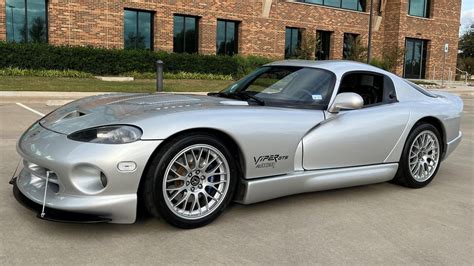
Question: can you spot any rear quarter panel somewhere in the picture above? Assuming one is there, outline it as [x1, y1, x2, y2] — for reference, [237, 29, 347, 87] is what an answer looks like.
[383, 76, 463, 162]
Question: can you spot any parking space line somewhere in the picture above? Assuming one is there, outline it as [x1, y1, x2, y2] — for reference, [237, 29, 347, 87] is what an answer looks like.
[15, 103, 45, 117]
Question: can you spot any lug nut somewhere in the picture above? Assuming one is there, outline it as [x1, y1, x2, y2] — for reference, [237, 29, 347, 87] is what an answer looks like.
[196, 170, 200, 174]
[198, 184, 203, 189]
[188, 173, 192, 177]
[186, 181, 190, 185]
[190, 187, 195, 192]
[201, 175, 205, 180]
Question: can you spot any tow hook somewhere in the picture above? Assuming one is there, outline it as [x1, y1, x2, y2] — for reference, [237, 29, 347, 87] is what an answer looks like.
[40, 171, 51, 218]
[9, 160, 21, 185]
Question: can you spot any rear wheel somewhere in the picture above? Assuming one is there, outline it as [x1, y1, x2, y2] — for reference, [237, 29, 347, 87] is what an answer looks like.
[143, 133, 237, 228]
[393, 123, 442, 188]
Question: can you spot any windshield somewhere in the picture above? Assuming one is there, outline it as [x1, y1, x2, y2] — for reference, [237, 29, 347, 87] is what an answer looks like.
[220, 66, 336, 108]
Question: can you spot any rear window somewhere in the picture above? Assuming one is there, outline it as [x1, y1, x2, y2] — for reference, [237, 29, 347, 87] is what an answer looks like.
[404, 80, 438, 98]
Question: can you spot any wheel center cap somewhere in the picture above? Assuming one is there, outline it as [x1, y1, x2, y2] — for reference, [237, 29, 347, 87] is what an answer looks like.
[190, 176, 200, 186]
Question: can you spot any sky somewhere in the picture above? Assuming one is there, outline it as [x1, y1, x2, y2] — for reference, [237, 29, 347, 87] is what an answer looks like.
[461, 0, 474, 34]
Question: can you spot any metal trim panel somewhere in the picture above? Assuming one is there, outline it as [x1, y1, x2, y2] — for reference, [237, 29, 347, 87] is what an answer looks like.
[237, 163, 398, 204]
[444, 131, 462, 160]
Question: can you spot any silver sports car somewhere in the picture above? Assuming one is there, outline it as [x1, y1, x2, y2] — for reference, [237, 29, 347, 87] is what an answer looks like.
[12, 60, 463, 228]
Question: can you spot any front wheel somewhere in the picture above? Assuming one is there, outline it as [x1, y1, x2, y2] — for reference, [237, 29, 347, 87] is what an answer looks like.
[393, 123, 442, 188]
[142, 133, 238, 228]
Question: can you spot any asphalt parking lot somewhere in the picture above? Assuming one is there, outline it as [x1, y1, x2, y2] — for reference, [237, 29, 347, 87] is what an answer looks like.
[0, 94, 473, 264]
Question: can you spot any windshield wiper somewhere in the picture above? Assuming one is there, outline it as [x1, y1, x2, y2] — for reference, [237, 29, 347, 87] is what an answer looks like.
[208, 91, 265, 106]
[233, 91, 265, 106]
[207, 92, 231, 98]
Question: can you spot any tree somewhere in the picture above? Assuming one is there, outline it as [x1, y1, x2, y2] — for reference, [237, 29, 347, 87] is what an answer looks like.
[459, 25, 474, 58]
[344, 35, 367, 62]
[458, 25, 474, 75]
[29, 17, 47, 43]
[18, 17, 46, 43]
[125, 32, 146, 49]
[295, 30, 316, 60]
[370, 47, 404, 72]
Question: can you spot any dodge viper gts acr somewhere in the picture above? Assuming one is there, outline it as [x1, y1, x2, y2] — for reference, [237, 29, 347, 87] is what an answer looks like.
[13, 60, 463, 228]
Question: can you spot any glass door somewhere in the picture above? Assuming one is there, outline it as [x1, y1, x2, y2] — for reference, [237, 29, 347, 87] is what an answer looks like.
[404, 38, 427, 79]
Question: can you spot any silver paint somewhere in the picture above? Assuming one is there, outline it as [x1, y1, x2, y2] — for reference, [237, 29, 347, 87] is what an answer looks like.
[237, 163, 399, 204]
[15, 60, 463, 223]
[328, 92, 364, 113]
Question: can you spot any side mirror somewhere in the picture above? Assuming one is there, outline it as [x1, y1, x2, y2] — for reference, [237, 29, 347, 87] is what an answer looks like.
[328, 92, 364, 113]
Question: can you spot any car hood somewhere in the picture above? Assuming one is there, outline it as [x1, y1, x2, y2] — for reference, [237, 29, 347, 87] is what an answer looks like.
[39, 93, 249, 134]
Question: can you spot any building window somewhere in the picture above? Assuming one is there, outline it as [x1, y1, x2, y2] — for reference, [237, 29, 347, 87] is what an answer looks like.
[316, 30, 331, 60]
[297, 0, 366, 12]
[216, 20, 239, 56]
[343, 33, 360, 59]
[124, 9, 153, 50]
[408, 0, 430, 18]
[285, 27, 302, 59]
[173, 15, 199, 54]
[6, 0, 47, 43]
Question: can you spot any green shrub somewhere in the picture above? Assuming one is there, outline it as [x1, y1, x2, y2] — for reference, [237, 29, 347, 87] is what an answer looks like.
[370, 48, 404, 73]
[369, 58, 385, 69]
[125, 71, 233, 80]
[0, 42, 273, 78]
[235, 55, 273, 77]
[0, 67, 94, 78]
[0, 67, 233, 80]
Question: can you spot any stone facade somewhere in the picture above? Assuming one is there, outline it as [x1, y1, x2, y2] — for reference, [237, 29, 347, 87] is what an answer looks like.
[0, 0, 462, 79]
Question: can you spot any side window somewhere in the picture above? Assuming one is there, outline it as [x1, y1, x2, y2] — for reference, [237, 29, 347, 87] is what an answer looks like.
[338, 72, 397, 106]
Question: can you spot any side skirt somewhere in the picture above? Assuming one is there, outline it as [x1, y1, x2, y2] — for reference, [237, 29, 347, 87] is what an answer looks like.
[235, 163, 398, 204]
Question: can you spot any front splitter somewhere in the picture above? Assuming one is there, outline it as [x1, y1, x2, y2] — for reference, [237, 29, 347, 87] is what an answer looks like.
[12, 178, 111, 224]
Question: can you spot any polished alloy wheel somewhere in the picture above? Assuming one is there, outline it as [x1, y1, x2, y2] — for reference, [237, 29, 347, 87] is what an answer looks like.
[408, 130, 440, 182]
[162, 144, 230, 220]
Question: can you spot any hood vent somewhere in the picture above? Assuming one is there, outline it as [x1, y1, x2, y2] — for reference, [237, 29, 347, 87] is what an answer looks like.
[61, 110, 87, 120]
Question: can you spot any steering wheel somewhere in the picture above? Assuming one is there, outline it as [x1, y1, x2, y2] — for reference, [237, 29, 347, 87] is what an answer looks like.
[358, 86, 379, 105]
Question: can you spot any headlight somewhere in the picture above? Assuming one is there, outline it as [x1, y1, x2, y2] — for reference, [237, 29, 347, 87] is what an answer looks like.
[68, 125, 142, 144]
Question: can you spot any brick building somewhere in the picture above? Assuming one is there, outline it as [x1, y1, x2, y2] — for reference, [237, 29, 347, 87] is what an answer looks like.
[0, 0, 462, 79]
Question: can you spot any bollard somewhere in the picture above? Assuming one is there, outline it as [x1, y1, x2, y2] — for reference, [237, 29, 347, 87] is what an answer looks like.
[156, 60, 164, 92]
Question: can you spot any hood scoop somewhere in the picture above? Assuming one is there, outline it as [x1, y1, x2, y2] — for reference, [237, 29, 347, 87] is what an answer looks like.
[49, 110, 88, 125]
[61, 110, 87, 120]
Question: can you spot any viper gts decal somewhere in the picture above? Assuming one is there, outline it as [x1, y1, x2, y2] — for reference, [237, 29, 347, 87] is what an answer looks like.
[253, 154, 289, 168]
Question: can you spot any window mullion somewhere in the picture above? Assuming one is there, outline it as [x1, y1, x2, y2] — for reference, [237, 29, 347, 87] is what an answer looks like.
[135, 11, 139, 49]
[235, 23, 238, 55]
[290, 29, 293, 57]
[424, 0, 427, 17]
[183, 17, 186, 53]
[25, 0, 28, 42]
[224, 21, 227, 55]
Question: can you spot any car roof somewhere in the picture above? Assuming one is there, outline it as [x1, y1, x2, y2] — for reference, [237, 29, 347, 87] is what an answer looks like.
[265, 60, 390, 77]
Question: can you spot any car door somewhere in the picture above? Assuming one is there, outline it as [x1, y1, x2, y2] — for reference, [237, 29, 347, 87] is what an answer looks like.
[302, 72, 410, 170]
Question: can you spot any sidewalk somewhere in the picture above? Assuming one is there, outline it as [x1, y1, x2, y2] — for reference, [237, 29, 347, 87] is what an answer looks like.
[428, 85, 474, 97]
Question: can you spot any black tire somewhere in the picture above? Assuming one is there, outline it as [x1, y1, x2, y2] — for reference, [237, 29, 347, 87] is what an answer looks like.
[142, 132, 238, 228]
[393, 122, 442, 188]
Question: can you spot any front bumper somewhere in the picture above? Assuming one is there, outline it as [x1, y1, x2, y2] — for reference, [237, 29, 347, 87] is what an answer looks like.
[14, 122, 162, 224]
